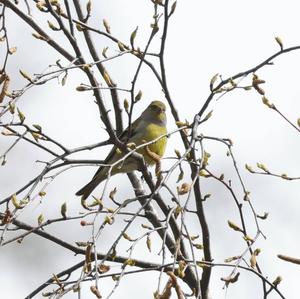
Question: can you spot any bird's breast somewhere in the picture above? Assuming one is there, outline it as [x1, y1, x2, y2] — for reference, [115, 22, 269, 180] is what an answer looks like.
[138, 123, 167, 164]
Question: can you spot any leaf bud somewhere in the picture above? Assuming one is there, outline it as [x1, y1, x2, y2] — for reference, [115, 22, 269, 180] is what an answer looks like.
[103, 19, 111, 34]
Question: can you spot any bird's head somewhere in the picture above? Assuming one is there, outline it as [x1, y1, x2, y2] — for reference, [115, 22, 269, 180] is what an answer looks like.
[143, 101, 167, 125]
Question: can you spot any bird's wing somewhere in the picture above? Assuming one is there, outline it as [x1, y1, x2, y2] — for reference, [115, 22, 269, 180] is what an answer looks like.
[91, 117, 142, 179]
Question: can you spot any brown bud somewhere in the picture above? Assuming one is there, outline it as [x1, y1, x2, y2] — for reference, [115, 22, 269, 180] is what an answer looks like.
[277, 254, 300, 265]
[123, 98, 129, 112]
[275, 36, 283, 50]
[221, 272, 240, 285]
[80, 220, 88, 226]
[98, 264, 110, 274]
[272, 276, 282, 287]
[227, 220, 243, 232]
[86, 0, 92, 15]
[61, 202, 67, 218]
[8, 47, 17, 54]
[90, 286, 102, 298]
[32, 33, 48, 41]
[177, 182, 190, 195]
[103, 19, 111, 34]
[170, 1, 177, 15]
[102, 47, 108, 58]
[117, 41, 126, 52]
[146, 235, 152, 252]
[134, 90, 142, 102]
[130, 27, 138, 49]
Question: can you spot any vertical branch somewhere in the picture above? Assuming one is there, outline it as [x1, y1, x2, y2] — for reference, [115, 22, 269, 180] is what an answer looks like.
[72, 0, 123, 135]
[193, 177, 212, 299]
[158, 2, 212, 295]
[0, 5, 9, 72]
[63, 0, 74, 36]
[159, 0, 189, 149]
[44, 0, 81, 57]
[190, 115, 212, 299]
[128, 25, 158, 136]
[128, 172, 199, 293]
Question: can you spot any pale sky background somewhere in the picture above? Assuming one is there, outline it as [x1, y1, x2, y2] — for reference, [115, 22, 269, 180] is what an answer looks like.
[1, 0, 300, 298]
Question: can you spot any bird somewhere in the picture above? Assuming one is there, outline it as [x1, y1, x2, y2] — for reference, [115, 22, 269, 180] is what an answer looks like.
[76, 100, 167, 199]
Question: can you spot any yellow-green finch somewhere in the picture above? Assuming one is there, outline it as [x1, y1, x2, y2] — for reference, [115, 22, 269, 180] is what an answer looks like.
[76, 100, 167, 199]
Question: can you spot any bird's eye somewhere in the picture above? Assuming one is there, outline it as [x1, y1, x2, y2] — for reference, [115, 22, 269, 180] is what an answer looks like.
[150, 105, 165, 113]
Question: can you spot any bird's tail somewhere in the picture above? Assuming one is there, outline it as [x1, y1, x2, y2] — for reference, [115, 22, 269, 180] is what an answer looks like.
[75, 168, 106, 199]
[75, 179, 99, 200]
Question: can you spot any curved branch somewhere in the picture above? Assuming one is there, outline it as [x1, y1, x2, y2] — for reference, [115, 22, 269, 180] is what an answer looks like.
[197, 45, 300, 119]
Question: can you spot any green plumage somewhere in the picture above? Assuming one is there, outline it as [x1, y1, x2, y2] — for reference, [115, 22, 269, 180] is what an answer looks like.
[76, 101, 167, 199]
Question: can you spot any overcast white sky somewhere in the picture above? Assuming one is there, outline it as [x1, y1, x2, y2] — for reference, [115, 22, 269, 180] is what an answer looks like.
[1, 0, 300, 298]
